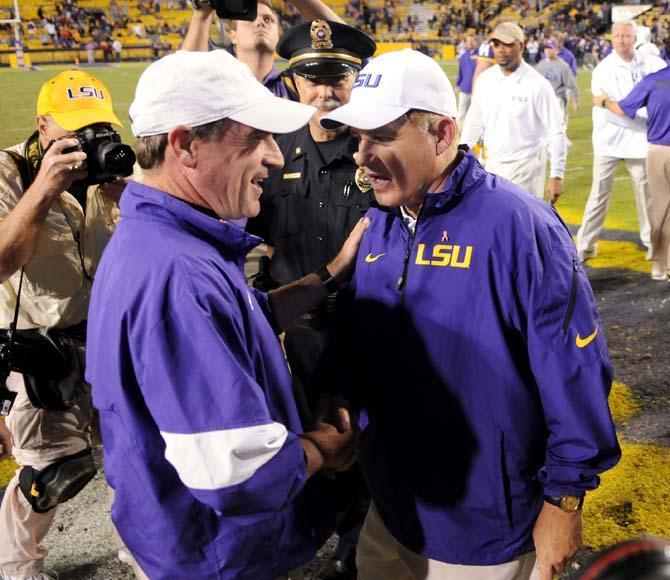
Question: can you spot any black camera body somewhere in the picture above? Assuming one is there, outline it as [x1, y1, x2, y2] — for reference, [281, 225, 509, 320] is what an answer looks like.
[191, 0, 257, 20]
[63, 123, 136, 186]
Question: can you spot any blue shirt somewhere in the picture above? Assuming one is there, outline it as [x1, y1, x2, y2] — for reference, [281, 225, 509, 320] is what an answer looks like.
[558, 46, 577, 76]
[87, 182, 333, 579]
[456, 48, 478, 94]
[328, 149, 620, 565]
[619, 66, 670, 146]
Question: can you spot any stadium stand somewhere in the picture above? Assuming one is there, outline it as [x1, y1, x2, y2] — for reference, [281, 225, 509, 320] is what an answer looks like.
[0, 0, 668, 66]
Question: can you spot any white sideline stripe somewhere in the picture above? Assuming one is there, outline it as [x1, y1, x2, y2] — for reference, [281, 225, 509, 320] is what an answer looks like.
[161, 422, 288, 490]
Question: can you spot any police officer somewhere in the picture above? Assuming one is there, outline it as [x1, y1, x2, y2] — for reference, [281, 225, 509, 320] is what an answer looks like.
[247, 20, 376, 580]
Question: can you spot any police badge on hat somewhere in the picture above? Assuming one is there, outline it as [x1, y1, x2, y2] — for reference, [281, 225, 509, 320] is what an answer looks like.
[310, 20, 333, 50]
[278, 20, 376, 79]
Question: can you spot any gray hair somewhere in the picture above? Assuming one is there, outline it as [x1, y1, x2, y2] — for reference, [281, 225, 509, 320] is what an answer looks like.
[136, 118, 231, 170]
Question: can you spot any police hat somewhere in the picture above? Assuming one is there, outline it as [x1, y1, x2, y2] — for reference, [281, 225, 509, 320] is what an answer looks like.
[277, 20, 376, 79]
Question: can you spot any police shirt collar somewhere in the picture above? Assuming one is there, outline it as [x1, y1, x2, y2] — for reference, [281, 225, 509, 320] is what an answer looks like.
[120, 181, 262, 256]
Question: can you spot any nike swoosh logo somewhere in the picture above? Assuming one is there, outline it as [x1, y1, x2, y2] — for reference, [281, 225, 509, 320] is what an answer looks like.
[365, 252, 385, 263]
[576, 325, 598, 348]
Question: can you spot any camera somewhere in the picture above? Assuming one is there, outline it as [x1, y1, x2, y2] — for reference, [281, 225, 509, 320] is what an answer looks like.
[190, 0, 257, 20]
[62, 123, 136, 186]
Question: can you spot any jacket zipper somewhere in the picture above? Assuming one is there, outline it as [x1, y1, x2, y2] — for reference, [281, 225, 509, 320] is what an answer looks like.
[398, 208, 422, 305]
[561, 258, 578, 332]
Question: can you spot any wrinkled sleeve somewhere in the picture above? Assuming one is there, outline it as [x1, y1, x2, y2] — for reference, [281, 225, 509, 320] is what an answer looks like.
[460, 84, 485, 147]
[538, 84, 567, 179]
[0, 152, 23, 220]
[140, 268, 306, 517]
[523, 220, 621, 496]
[618, 75, 651, 120]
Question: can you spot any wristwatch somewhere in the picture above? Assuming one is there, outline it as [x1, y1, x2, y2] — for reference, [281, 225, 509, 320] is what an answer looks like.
[601, 98, 609, 109]
[316, 265, 339, 294]
[544, 495, 584, 512]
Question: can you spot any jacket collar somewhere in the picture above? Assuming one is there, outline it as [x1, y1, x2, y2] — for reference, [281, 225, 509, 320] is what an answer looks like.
[120, 181, 262, 257]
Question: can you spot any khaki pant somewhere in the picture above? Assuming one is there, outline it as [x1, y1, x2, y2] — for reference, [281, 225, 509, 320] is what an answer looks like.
[356, 504, 539, 580]
[485, 150, 548, 200]
[576, 155, 651, 259]
[646, 144, 670, 269]
[0, 372, 90, 577]
[456, 92, 472, 132]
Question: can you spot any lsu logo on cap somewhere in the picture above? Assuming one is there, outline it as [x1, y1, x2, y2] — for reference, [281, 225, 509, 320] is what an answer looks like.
[66, 86, 105, 101]
[353, 73, 382, 89]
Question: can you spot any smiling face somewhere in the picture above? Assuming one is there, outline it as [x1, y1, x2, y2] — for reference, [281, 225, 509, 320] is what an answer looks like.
[192, 120, 284, 219]
[352, 114, 454, 213]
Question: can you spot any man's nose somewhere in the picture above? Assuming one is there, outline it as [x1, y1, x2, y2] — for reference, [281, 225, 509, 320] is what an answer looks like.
[264, 137, 284, 169]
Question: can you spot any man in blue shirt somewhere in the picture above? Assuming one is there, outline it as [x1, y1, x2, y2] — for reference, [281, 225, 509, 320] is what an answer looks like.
[321, 49, 620, 580]
[594, 66, 670, 280]
[86, 49, 368, 580]
[456, 33, 480, 130]
[554, 32, 578, 76]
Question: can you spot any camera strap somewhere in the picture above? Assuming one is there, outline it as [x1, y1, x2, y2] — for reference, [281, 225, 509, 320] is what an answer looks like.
[0, 266, 25, 416]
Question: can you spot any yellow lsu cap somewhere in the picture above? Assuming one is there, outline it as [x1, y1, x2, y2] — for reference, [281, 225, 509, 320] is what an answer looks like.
[36, 70, 123, 131]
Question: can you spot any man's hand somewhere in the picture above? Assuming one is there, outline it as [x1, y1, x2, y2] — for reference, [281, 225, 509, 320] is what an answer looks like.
[315, 394, 355, 433]
[532, 501, 583, 580]
[592, 93, 608, 108]
[327, 216, 370, 285]
[300, 416, 358, 478]
[0, 420, 13, 461]
[571, 100, 580, 112]
[32, 137, 88, 200]
[546, 177, 564, 204]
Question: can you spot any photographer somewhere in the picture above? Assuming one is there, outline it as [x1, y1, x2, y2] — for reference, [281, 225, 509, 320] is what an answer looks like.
[0, 70, 129, 580]
[182, 0, 343, 99]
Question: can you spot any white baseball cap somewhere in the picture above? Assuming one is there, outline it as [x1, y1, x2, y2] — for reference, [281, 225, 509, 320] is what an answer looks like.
[320, 49, 457, 131]
[130, 50, 316, 137]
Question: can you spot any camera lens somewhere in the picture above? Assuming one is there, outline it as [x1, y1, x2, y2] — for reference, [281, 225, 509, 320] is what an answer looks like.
[99, 143, 136, 177]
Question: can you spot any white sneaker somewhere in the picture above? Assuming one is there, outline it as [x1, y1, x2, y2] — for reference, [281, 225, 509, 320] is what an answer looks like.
[578, 248, 597, 263]
[651, 261, 668, 281]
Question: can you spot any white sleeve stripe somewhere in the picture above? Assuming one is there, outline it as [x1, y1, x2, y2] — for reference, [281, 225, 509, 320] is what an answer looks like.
[161, 422, 288, 490]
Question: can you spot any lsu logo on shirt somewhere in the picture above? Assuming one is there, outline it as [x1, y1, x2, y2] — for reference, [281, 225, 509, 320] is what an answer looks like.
[66, 86, 105, 100]
[415, 243, 473, 269]
[353, 73, 382, 89]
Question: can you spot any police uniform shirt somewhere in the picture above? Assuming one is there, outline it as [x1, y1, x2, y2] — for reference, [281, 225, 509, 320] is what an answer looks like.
[248, 126, 371, 285]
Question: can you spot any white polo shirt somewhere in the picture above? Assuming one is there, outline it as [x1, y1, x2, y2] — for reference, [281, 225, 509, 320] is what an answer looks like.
[591, 50, 667, 159]
[461, 61, 567, 178]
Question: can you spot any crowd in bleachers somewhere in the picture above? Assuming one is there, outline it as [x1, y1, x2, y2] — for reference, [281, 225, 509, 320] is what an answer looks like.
[1, 0, 669, 66]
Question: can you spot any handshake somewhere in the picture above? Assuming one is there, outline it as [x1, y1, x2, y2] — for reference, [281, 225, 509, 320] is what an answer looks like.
[299, 396, 359, 477]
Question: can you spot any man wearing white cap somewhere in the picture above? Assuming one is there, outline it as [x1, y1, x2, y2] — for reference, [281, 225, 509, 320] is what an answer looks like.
[319, 49, 619, 580]
[461, 22, 568, 202]
[86, 49, 368, 579]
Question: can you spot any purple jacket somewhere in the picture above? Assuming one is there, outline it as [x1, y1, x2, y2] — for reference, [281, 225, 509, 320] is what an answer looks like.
[87, 182, 333, 579]
[329, 149, 620, 565]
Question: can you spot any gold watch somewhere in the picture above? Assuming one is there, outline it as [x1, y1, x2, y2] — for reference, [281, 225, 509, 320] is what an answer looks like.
[544, 495, 584, 512]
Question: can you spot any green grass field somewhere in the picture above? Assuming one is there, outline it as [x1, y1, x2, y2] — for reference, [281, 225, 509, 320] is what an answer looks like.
[0, 60, 646, 241]
[0, 61, 667, 553]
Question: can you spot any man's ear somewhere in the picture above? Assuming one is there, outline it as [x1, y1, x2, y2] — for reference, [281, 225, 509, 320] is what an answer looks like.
[167, 125, 198, 168]
[36, 115, 49, 140]
[431, 116, 457, 156]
